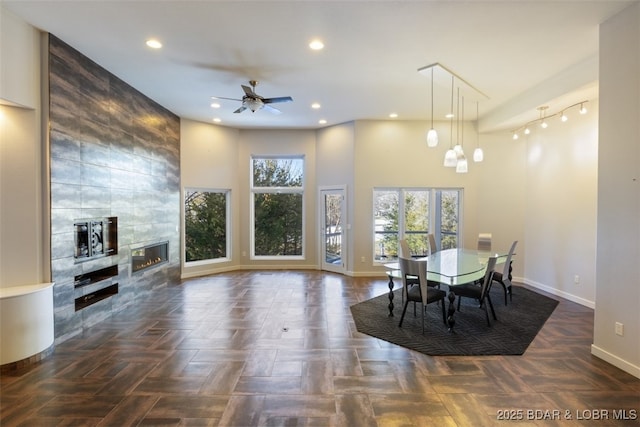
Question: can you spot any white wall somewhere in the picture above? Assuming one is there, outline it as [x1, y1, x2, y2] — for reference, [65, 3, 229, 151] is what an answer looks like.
[593, 2, 640, 378]
[351, 120, 486, 275]
[237, 128, 318, 269]
[0, 7, 44, 289]
[474, 130, 527, 279]
[316, 123, 356, 272]
[180, 119, 240, 277]
[0, 6, 39, 108]
[523, 102, 599, 307]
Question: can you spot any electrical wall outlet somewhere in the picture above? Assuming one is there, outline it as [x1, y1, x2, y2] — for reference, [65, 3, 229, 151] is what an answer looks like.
[574, 275, 580, 284]
[361, 256, 365, 263]
[615, 322, 624, 336]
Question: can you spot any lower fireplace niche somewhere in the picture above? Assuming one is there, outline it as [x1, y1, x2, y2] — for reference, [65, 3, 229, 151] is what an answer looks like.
[131, 241, 169, 273]
[75, 284, 118, 311]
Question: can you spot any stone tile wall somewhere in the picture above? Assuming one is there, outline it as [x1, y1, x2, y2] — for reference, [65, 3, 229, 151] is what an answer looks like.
[48, 35, 181, 343]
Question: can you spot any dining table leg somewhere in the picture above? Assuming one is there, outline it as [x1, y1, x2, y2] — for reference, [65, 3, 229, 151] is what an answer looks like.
[387, 275, 395, 317]
[446, 290, 456, 332]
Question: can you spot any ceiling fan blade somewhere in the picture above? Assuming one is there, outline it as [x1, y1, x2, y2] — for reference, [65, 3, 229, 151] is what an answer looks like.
[212, 96, 242, 102]
[262, 104, 282, 115]
[241, 85, 257, 97]
[233, 106, 247, 114]
[263, 96, 293, 104]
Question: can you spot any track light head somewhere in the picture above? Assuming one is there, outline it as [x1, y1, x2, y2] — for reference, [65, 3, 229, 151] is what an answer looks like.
[579, 103, 587, 114]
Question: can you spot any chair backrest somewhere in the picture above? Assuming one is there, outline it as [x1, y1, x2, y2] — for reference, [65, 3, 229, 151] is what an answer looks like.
[480, 256, 498, 300]
[477, 233, 492, 251]
[427, 233, 438, 255]
[501, 240, 518, 277]
[399, 239, 411, 258]
[398, 256, 428, 304]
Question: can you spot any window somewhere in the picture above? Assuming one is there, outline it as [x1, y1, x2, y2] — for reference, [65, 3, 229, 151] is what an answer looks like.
[184, 189, 230, 264]
[436, 189, 460, 251]
[373, 188, 462, 261]
[251, 156, 304, 258]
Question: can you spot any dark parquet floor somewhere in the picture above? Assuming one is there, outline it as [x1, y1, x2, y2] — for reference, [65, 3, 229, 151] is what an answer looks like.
[1, 270, 639, 426]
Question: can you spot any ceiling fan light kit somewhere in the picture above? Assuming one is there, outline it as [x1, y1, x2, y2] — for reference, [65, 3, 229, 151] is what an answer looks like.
[213, 80, 293, 115]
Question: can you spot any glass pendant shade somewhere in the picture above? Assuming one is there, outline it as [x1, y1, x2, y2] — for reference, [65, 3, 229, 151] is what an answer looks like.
[426, 128, 438, 147]
[456, 156, 468, 173]
[444, 149, 457, 167]
[443, 74, 457, 168]
[453, 144, 464, 157]
[473, 147, 484, 162]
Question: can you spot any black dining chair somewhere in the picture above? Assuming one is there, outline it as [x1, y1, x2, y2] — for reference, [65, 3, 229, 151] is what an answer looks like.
[398, 257, 447, 333]
[492, 240, 518, 305]
[451, 256, 498, 326]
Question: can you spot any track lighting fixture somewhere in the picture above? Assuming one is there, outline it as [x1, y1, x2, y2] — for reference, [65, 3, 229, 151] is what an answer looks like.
[538, 106, 549, 129]
[510, 100, 589, 139]
[579, 103, 587, 114]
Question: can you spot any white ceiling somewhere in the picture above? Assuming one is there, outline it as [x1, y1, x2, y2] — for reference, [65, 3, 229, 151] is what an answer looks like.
[3, 0, 636, 132]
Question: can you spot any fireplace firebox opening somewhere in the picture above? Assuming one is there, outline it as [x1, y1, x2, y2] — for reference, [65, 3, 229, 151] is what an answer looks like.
[131, 241, 169, 273]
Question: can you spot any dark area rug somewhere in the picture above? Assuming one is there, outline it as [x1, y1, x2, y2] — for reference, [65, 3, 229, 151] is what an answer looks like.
[350, 285, 559, 356]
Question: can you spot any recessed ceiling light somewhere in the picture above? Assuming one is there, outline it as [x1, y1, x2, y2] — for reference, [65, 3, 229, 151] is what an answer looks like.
[211, 102, 221, 108]
[389, 113, 398, 118]
[145, 39, 162, 49]
[318, 119, 327, 125]
[311, 102, 321, 109]
[309, 39, 324, 50]
[213, 118, 221, 123]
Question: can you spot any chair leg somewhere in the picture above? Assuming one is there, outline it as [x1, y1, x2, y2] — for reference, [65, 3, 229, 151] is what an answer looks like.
[495, 279, 508, 305]
[421, 303, 425, 334]
[457, 295, 462, 311]
[399, 300, 410, 327]
[487, 295, 497, 320]
[440, 299, 446, 324]
[483, 302, 491, 326]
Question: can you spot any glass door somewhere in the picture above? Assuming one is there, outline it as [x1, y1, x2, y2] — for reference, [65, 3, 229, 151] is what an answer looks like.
[320, 187, 346, 274]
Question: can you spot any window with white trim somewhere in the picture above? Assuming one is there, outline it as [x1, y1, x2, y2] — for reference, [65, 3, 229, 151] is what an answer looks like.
[184, 188, 230, 264]
[373, 188, 462, 261]
[251, 156, 304, 258]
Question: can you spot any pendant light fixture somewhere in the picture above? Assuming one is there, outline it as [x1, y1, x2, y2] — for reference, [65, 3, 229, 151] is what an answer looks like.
[426, 67, 438, 147]
[453, 88, 464, 158]
[473, 101, 484, 162]
[419, 63, 488, 171]
[444, 75, 457, 167]
[456, 95, 468, 173]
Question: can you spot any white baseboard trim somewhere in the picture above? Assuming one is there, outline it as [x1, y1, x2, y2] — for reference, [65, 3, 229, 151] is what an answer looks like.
[181, 264, 238, 279]
[518, 277, 595, 309]
[182, 265, 388, 280]
[591, 344, 640, 379]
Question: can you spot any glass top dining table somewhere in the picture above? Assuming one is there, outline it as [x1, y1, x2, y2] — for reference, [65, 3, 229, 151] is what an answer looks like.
[383, 248, 509, 330]
[384, 248, 506, 286]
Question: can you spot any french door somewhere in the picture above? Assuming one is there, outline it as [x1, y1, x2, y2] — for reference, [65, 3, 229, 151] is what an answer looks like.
[320, 186, 346, 274]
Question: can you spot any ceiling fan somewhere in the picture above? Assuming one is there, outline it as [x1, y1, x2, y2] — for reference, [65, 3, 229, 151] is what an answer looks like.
[213, 80, 293, 114]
